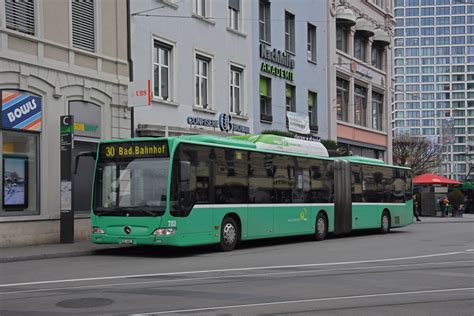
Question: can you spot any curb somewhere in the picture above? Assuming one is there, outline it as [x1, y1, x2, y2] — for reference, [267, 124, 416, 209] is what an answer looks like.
[0, 250, 96, 263]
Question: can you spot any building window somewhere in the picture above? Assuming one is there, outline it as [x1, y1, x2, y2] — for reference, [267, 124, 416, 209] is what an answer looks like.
[230, 66, 242, 115]
[372, 44, 384, 70]
[337, 77, 349, 122]
[72, 0, 95, 52]
[354, 33, 367, 62]
[354, 85, 368, 127]
[370, 0, 384, 9]
[372, 92, 383, 131]
[259, 0, 271, 43]
[286, 84, 296, 114]
[285, 11, 295, 53]
[308, 91, 317, 131]
[260, 76, 272, 122]
[2, 131, 39, 215]
[194, 0, 206, 17]
[307, 23, 317, 62]
[5, 0, 35, 36]
[336, 24, 348, 53]
[195, 55, 211, 108]
[153, 41, 172, 101]
[228, 0, 240, 31]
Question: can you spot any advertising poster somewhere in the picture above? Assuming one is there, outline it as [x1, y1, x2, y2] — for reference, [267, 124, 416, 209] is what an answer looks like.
[2, 156, 28, 208]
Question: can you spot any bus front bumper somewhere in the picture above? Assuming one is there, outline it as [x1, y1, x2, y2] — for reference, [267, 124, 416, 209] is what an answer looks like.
[91, 234, 177, 246]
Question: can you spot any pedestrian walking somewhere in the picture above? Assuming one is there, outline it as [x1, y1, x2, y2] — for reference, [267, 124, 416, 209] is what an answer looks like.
[413, 194, 421, 221]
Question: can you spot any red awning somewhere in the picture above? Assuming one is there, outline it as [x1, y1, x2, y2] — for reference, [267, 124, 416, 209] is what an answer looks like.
[413, 173, 462, 185]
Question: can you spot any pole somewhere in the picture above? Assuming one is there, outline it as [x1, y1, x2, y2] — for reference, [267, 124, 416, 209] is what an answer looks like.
[60, 115, 74, 243]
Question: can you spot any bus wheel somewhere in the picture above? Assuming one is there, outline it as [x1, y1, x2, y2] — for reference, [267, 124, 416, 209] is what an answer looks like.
[379, 211, 391, 234]
[219, 217, 239, 251]
[314, 213, 328, 241]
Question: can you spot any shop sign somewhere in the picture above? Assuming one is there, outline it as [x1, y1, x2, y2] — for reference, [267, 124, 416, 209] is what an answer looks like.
[287, 112, 310, 135]
[187, 113, 250, 134]
[128, 79, 151, 106]
[260, 44, 295, 81]
[69, 101, 101, 138]
[351, 61, 373, 78]
[260, 44, 295, 69]
[294, 134, 321, 142]
[1, 91, 42, 132]
[261, 63, 294, 81]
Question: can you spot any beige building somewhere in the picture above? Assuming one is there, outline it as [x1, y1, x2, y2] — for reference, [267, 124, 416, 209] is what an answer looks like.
[0, 0, 130, 247]
[328, 0, 394, 162]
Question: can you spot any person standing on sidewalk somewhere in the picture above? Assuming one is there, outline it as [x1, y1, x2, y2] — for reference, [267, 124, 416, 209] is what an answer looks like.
[439, 197, 449, 217]
[413, 194, 421, 221]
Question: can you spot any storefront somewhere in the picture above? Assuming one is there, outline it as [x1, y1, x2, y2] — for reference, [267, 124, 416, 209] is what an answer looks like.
[1, 90, 41, 217]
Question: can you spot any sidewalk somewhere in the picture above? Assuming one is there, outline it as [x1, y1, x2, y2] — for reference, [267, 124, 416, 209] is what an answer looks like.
[1, 214, 473, 263]
[0, 241, 129, 263]
[415, 213, 474, 224]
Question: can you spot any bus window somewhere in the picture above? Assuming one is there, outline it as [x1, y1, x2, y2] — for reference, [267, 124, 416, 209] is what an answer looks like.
[351, 164, 363, 202]
[215, 148, 248, 204]
[248, 152, 274, 203]
[273, 154, 294, 203]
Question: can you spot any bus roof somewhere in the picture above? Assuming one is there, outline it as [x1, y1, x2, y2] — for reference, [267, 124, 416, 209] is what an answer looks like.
[338, 156, 412, 170]
[232, 134, 329, 157]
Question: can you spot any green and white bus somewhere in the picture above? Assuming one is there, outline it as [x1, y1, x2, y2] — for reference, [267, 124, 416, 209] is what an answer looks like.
[89, 134, 413, 251]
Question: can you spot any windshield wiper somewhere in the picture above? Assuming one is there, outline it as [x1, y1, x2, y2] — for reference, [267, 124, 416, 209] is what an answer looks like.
[119, 206, 162, 217]
[94, 207, 123, 216]
[94, 206, 163, 216]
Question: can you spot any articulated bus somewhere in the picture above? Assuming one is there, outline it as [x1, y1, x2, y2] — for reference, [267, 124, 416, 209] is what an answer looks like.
[88, 134, 413, 251]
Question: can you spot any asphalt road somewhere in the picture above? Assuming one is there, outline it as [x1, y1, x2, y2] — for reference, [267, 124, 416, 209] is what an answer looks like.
[1, 222, 473, 315]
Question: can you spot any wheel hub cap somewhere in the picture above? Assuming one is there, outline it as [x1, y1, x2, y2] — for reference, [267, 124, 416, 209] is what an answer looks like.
[317, 218, 325, 233]
[223, 223, 236, 245]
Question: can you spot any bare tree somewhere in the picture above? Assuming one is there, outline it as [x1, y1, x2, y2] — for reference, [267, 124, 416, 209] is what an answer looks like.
[392, 134, 443, 175]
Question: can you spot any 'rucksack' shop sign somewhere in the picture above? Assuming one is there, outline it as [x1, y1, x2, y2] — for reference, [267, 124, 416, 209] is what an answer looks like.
[1, 91, 42, 132]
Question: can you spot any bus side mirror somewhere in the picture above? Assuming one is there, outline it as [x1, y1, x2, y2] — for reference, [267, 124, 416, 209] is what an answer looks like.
[74, 151, 97, 174]
[179, 161, 191, 182]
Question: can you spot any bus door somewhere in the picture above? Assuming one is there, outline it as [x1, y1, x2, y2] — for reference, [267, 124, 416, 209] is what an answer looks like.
[247, 152, 274, 238]
[334, 159, 352, 234]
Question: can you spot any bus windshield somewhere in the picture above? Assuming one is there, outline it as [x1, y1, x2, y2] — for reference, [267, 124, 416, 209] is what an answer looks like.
[94, 158, 169, 216]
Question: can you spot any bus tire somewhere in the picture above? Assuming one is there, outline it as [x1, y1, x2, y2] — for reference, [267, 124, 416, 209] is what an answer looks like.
[379, 211, 391, 234]
[314, 212, 328, 241]
[219, 217, 239, 251]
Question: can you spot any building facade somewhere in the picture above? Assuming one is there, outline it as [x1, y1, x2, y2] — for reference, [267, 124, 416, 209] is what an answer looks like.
[329, 0, 394, 162]
[393, 0, 474, 180]
[131, 0, 253, 137]
[253, 0, 329, 139]
[0, 0, 130, 247]
[131, 0, 330, 141]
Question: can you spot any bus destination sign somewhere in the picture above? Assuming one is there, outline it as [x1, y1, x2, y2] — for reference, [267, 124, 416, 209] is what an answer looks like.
[99, 141, 169, 160]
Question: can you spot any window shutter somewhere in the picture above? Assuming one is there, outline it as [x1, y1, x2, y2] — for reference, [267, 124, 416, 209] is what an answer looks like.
[5, 0, 35, 35]
[229, 0, 239, 11]
[72, 0, 95, 52]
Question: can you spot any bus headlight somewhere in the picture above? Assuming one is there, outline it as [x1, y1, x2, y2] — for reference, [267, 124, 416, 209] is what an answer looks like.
[152, 228, 176, 236]
[92, 227, 105, 234]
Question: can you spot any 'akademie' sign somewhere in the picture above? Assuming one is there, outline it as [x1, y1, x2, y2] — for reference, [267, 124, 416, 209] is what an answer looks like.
[187, 113, 250, 134]
[1, 91, 42, 132]
[260, 44, 295, 81]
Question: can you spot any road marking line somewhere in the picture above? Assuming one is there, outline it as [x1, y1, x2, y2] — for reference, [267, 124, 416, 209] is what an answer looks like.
[0, 251, 470, 288]
[130, 287, 474, 315]
[1, 260, 473, 296]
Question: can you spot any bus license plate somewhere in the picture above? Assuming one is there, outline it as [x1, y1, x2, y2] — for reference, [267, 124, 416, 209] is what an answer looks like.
[122, 239, 134, 244]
